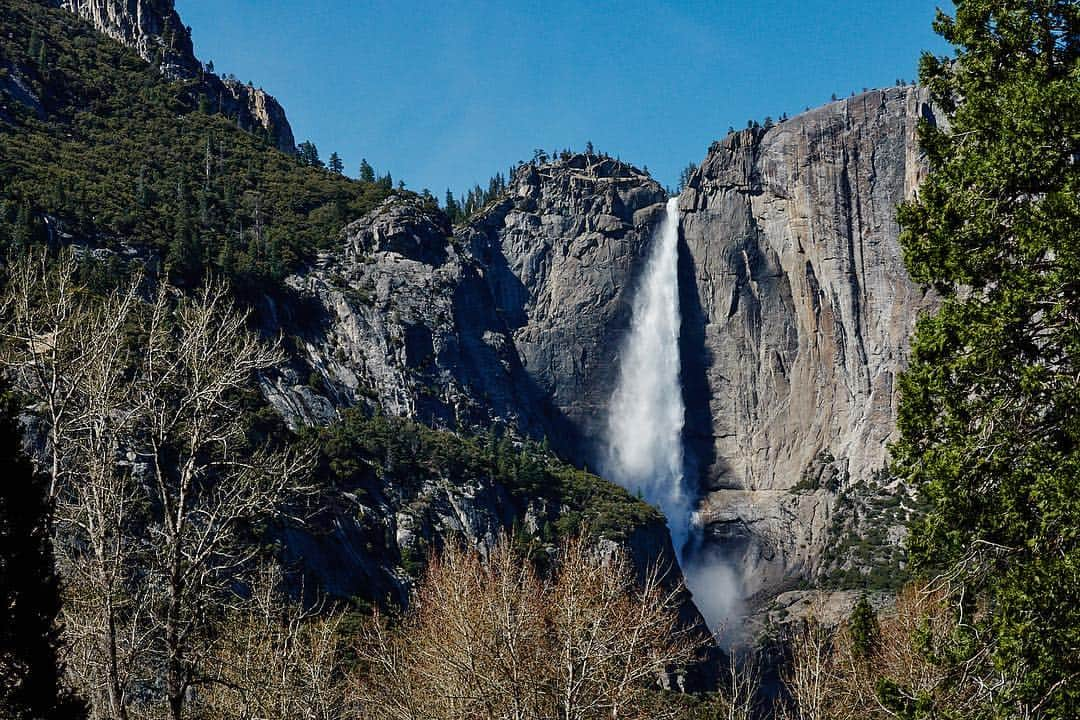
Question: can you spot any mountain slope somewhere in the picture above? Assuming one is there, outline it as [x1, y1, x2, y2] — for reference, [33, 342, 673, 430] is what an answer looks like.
[1, 0, 388, 294]
[59, 0, 296, 151]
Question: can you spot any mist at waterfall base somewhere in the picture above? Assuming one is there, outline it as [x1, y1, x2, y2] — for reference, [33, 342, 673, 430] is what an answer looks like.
[602, 198, 742, 638]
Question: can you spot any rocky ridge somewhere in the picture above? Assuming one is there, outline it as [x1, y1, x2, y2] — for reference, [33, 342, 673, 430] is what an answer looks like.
[58, 0, 296, 152]
[264, 194, 549, 438]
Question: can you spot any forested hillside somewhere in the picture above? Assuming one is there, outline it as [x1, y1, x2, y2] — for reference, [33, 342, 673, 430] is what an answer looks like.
[0, 0, 397, 291]
[0, 3, 706, 718]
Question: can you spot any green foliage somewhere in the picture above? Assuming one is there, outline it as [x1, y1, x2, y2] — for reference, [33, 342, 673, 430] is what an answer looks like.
[893, 1, 1080, 716]
[297, 140, 323, 168]
[817, 469, 920, 592]
[0, 0, 395, 292]
[0, 383, 85, 719]
[358, 158, 375, 183]
[327, 151, 344, 175]
[314, 410, 663, 558]
[848, 594, 880, 659]
[677, 162, 698, 193]
[443, 172, 508, 224]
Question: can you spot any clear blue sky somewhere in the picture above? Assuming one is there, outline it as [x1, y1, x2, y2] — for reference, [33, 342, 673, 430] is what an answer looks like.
[176, 1, 951, 197]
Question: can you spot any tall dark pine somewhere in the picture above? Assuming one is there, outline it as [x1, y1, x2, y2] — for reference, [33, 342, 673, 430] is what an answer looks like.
[0, 385, 83, 719]
[327, 152, 344, 175]
[894, 1, 1079, 716]
[297, 140, 322, 168]
[359, 158, 375, 183]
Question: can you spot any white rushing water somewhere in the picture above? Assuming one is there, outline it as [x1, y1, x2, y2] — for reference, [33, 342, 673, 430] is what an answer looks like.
[603, 198, 742, 637]
[603, 197, 693, 560]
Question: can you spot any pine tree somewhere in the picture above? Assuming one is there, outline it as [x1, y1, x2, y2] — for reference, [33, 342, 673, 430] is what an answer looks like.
[359, 158, 375, 183]
[894, 2, 1080, 716]
[11, 201, 33, 251]
[328, 152, 344, 175]
[847, 594, 879, 659]
[167, 181, 201, 284]
[677, 163, 697, 193]
[297, 141, 322, 168]
[444, 189, 460, 223]
[0, 382, 84, 719]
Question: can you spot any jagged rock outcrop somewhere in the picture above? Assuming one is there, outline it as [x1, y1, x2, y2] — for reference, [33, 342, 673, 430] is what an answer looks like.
[264, 195, 547, 437]
[60, 0, 197, 78]
[678, 86, 938, 599]
[59, 0, 295, 152]
[461, 154, 668, 458]
[220, 78, 295, 152]
[279, 451, 520, 607]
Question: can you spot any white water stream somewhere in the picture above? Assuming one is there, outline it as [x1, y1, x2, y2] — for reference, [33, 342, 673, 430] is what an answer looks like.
[603, 197, 693, 560]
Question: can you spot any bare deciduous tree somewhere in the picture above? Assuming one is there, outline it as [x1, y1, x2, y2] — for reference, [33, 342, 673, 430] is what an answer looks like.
[1, 249, 101, 498]
[351, 533, 701, 720]
[720, 645, 761, 720]
[779, 585, 984, 720]
[197, 565, 345, 720]
[134, 281, 313, 720]
[1, 253, 313, 720]
[3, 250, 147, 720]
[780, 609, 835, 720]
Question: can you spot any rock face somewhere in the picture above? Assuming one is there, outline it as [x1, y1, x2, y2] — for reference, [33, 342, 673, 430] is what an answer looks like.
[60, 0, 197, 78]
[265, 195, 548, 438]
[237, 193, 695, 623]
[59, 0, 296, 152]
[221, 78, 295, 152]
[678, 87, 938, 599]
[461, 154, 668, 459]
[278, 447, 520, 607]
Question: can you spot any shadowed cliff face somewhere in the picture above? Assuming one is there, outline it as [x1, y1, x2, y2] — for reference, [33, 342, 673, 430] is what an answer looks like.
[59, 0, 296, 152]
[255, 195, 698, 626]
[678, 86, 938, 599]
[61, 0, 197, 77]
[460, 154, 669, 461]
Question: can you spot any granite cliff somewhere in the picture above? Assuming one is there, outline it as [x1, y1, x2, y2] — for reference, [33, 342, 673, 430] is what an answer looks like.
[255, 193, 697, 623]
[430, 93, 937, 608]
[678, 86, 938, 600]
[264, 194, 549, 439]
[461, 154, 668, 458]
[275, 99, 939, 608]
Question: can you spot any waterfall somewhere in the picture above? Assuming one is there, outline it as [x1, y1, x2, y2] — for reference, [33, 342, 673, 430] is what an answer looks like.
[603, 197, 741, 637]
[603, 197, 692, 560]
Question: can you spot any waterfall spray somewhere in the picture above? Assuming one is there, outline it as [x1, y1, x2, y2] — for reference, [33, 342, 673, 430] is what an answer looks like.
[603, 197, 692, 560]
